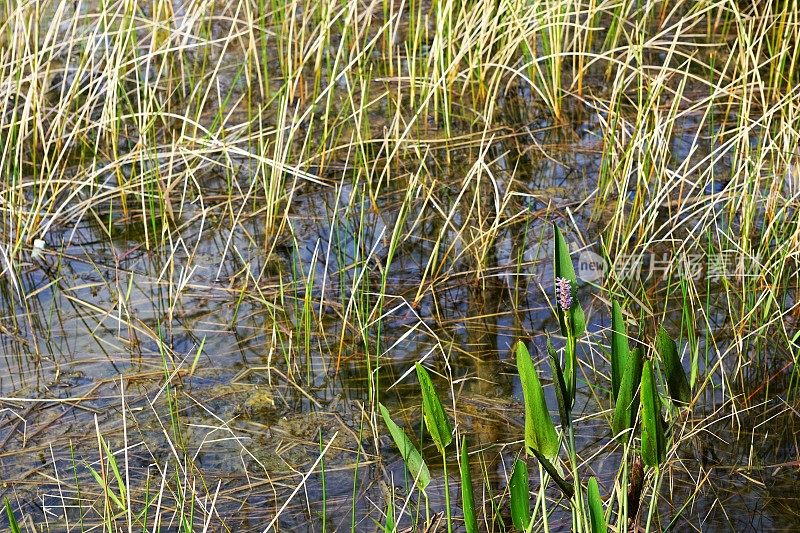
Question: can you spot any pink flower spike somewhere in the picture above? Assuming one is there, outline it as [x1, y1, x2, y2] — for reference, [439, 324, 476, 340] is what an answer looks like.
[555, 277, 573, 311]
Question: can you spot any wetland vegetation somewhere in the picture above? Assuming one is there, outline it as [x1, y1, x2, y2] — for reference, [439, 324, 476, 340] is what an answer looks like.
[1, 0, 800, 530]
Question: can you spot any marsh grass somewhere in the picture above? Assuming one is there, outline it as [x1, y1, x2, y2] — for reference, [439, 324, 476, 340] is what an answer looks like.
[1, 0, 800, 530]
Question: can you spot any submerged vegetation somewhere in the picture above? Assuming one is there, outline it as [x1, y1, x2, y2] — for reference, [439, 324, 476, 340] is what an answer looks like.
[1, 0, 800, 529]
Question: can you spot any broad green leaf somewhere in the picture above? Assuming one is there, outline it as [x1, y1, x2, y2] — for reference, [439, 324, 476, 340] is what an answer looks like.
[415, 363, 453, 452]
[516, 341, 559, 459]
[547, 337, 571, 428]
[611, 300, 630, 401]
[510, 459, 530, 531]
[656, 326, 691, 405]
[553, 223, 586, 338]
[587, 477, 607, 533]
[5, 499, 21, 533]
[460, 436, 478, 533]
[379, 403, 431, 490]
[640, 360, 666, 467]
[612, 348, 643, 440]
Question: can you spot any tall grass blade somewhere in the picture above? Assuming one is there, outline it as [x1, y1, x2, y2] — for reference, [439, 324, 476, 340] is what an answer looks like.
[587, 477, 607, 533]
[510, 459, 530, 531]
[611, 300, 630, 401]
[656, 326, 691, 405]
[640, 360, 666, 467]
[612, 348, 643, 440]
[379, 404, 431, 490]
[415, 362, 453, 452]
[516, 341, 559, 459]
[4, 499, 21, 533]
[459, 437, 478, 533]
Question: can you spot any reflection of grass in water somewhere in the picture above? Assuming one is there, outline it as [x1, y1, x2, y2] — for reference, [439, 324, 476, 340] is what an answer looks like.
[0, 0, 799, 530]
[103, 213, 171, 245]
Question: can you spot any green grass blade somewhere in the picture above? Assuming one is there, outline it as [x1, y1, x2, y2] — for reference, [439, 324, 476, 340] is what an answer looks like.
[516, 341, 559, 459]
[101, 436, 127, 510]
[656, 326, 691, 405]
[510, 459, 530, 531]
[611, 300, 630, 401]
[587, 477, 607, 533]
[612, 348, 643, 440]
[379, 403, 431, 490]
[88, 464, 125, 511]
[5, 499, 21, 533]
[384, 496, 394, 532]
[415, 362, 453, 452]
[553, 223, 586, 338]
[189, 335, 207, 376]
[640, 360, 666, 467]
[459, 436, 478, 533]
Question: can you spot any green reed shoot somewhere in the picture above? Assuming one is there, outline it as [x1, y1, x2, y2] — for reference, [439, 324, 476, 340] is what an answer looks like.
[459, 436, 478, 533]
[612, 347, 643, 441]
[4, 499, 21, 533]
[415, 362, 454, 532]
[656, 326, 691, 406]
[586, 477, 607, 533]
[611, 300, 630, 401]
[379, 403, 431, 492]
[510, 458, 530, 531]
[640, 360, 666, 468]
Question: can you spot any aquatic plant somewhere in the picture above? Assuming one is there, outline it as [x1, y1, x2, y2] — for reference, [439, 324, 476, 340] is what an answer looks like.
[516, 341, 559, 460]
[506, 228, 692, 532]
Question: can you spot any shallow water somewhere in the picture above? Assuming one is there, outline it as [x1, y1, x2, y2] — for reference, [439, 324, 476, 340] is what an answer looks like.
[2, 3, 800, 530]
[2, 117, 798, 531]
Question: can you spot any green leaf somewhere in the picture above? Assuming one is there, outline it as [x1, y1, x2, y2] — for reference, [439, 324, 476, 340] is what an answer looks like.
[516, 341, 559, 459]
[5, 499, 21, 533]
[88, 464, 125, 511]
[530, 448, 574, 498]
[612, 347, 643, 441]
[640, 360, 666, 467]
[510, 459, 530, 531]
[611, 300, 630, 401]
[547, 337, 571, 428]
[101, 436, 127, 510]
[656, 326, 691, 405]
[553, 223, 586, 338]
[384, 496, 395, 532]
[379, 403, 431, 490]
[587, 477, 607, 533]
[460, 436, 478, 533]
[415, 362, 453, 452]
